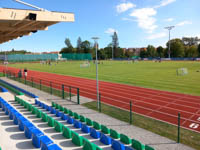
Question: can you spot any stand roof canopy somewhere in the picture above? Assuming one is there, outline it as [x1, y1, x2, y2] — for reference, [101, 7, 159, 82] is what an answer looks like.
[0, 8, 75, 44]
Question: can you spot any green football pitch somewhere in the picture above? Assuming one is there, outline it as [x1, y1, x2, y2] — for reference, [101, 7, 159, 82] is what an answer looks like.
[8, 60, 200, 96]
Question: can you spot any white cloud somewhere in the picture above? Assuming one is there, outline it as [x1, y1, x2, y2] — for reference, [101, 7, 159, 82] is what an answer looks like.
[176, 21, 192, 26]
[164, 18, 174, 22]
[130, 8, 158, 33]
[116, 2, 136, 13]
[155, 0, 176, 8]
[147, 32, 167, 40]
[122, 17, 135, 22]
[105, 28, 117, 34]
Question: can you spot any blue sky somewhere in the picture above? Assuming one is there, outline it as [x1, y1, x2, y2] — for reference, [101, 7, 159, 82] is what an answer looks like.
[0, 0, 199, 52]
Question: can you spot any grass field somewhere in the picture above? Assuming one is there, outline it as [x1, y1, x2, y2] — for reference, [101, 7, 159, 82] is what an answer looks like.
[8, 60, 200, 96]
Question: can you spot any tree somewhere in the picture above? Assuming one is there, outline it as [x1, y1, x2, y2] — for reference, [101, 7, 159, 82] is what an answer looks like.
[198, 44, 200, 56]
[112, 31, 119, 58]
[77, 37, 82, 53]
[146, 45, 156, 57]
[65, 38, 73, 48]
[140, 50, 147, 58]
[185, 45, 198, 58]
[157, 46, 164, 58]
[167, 39, 185, 57]
[103, 47, 112, 59]
[81, 40, 91, 53]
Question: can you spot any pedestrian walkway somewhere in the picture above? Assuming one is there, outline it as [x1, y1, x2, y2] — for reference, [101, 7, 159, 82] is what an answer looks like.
[0, 77, 195, 150]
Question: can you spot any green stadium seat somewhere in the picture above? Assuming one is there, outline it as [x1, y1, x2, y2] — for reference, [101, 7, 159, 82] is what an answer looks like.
[48, 116, 55, 127]
[132, 139, 145, 150]
[59, 105, 64, 111]
[36, 109, 42, 118]
[74, 112, 80, 119]
[101, 125, 110, 134]
[54, 120, 63, 132]
[41, 112, 48, 122]
[93, 121, 101, 130]
[80, 115, 86, 122]
[69, 110, 74, 116]
[83, 140, 96, 150]
[52, 102, 56, 107]
[86, 118, 93, 126]
[55, 103, 59, 109]
[27, 103, 32, 111]
[32, 106, 37, 114]
[62, 126, 72, 139]
[64, 108, 69, 114]
[110, 129, 120, 139]
[120, 134, 131, 144]
[72, 131, 83, 146]
[145, 145, 155, 150]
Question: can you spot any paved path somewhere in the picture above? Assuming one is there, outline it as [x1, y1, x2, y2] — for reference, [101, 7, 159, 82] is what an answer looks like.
[0, 77, 195, 150]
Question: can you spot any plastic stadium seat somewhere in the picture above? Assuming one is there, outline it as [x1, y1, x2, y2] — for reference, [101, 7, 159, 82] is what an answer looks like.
[13, 113, 22, 125]
[24, 122, 36, 139]
[86, 118, 93, 126]
[32, 106, 37, 114]
[120, 134, 131, 145]
[40, 135, 53, 150]
[74, 112, 80, 119]
[111, 140, 125, 150]
[61, 113, 68, 120]
[72, 131, 83, 146]
[80, 115, 86, 122]
[55, 103, 59, 109]
[81, 124, 91, 133]
[50, 108, 56, 114]
[67, 116, 74, 124]
[69, 110, 74, 116]
[93, 121, 101, 130]
[90, 128, 101, 139]
[83, 140, 102, 150]
[74, 120, 82, 128]
[36, 109, 42, 118]
[54, 120, 63, 132]
[41, 112, 48, 122]
[35, 99, 39, 105]
[45, 144, 62, 150]
[64, 108, 69, 114]
[52, 102, 56, 107]
[110, 129, 120, 139]
[145, 145, 155, 150]
[58, 105, 64, 111]
[32, 129, 44, 148]
[48, 117, 55, 127]
[62, 126, 72, 139]
[132, 139, 145, 150]
[125, 146, 134, 150]
[18, 116, 29, 131]
[101, 125, 110, 134]
[56, 110, 62, 117]
[100, 133, 112, 145]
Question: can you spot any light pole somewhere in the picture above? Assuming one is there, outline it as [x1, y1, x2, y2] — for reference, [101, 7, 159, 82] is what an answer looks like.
[92, 37, 100, 109]
[165, 26, 175, 58]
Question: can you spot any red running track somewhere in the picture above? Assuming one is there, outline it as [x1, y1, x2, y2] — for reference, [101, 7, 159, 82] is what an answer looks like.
[1, 66, 200, 133]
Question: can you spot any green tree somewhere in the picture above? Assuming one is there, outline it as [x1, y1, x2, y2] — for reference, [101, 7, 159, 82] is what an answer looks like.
[77, 37, 82, 53]
[81, 40, 91, 53]
[112, 31, 119, 58]
[185, 45, 198, 58]
[65, 38, 73, 48]
[147, 45, 156, 57]
[198, 44, 200, 56]
[167, 39, 185, 57]
[157, 46, 164, 58]
[140, 50, 147, 58]
[103, 47, 112, 59]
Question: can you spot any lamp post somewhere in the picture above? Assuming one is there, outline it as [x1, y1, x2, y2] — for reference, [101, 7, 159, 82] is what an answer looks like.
[165, 26, 175, 58]
[92, 37, 100, 109]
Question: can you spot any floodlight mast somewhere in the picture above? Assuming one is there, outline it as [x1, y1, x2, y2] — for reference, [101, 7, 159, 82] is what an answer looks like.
[14, 0, 47, 11]
[165, 26, 175, 58]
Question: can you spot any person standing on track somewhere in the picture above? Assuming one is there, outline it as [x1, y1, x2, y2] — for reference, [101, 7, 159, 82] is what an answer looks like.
[24, 68, 28, 78]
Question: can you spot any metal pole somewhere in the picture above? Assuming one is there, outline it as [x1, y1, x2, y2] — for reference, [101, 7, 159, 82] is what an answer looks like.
[99, 93, 101, 112]
[130, 101, 132, 124]
[77, 88, 80, 104]
[177, 112, 180, 143]
[168, 30, 171, 58]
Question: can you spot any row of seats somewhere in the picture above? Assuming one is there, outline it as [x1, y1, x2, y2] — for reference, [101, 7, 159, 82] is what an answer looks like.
[51, 101, 154, 150]
[0, 86, 8, 92]
[34, 99, 154, 150]
[16, 96, 103, 150]
[0, 96, 61, 150]
[0, 79, 38, 98]
[0, 81, 23, 95]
